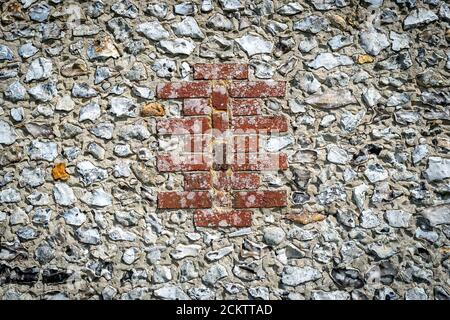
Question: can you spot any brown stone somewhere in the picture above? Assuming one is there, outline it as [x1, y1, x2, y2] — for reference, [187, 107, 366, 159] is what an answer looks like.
[357, 54, 374, 64]
[60, 60, 89, 77]
[141, 102, 165, 117]
[285, 212, 326, 225]
[52, 163, 70, 181]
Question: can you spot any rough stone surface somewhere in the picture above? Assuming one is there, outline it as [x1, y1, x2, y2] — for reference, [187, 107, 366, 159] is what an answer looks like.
[0, 0, 448, 301]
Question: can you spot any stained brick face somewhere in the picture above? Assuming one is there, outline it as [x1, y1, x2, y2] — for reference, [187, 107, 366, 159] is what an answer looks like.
[156, 64, 289, 228]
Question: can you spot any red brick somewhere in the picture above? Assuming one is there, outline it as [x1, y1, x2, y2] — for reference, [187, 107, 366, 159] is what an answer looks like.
[158, 191, 211, 209]
[212, 143, 230, 171]
[212, 112, 229, 133]
[157, 154, 211, 172]
[233, 190, 287, 208]
[229, 81, 286, 98]
[233, 135, 259, 153]
[194, 209, 252, 227]
[211, 86, 229, 110]
[231, 172, 260, 190]
[183, 98, 211, 116]
[157, 82, 212, 99]
[232, 116, 288, 133]
[212, 171, 231, 191]
[182, 135, 211, 153]
[213, 191, 233, 207]
[211, 172, 260, 190]
[231, 99, 262, 116]
[194, 64, 248, 80]
[231, 153, 288, 171]
[157, 117, 211, 134]
[184, 172, 212, 190]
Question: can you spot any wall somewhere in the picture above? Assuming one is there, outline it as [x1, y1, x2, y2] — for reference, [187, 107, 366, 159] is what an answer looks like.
[0, 0, 449, 300]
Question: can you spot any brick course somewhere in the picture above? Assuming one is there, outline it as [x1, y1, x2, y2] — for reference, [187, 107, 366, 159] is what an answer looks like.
[156, 64, 289, 227]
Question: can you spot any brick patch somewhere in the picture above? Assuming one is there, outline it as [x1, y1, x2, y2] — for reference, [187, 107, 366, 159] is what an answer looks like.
[156, 64, 289, 228]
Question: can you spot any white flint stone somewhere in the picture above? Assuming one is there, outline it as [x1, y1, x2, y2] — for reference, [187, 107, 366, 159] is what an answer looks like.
[26, 141, 58, 161]
[0, 188, 21, 203]
[404, 9, 439, 30]
[172, 17, 205, 39]
[281, 266, 322, 286]
[307, 52, 353, 70]
[158, 39, 196, 56]
[235, 34, 273, 56]
[137, 21, 170, 41]
[359, 28, 390, 56]
[53, 183, 77, 206]
[0, 120, 17, 145]
[327, 145, 349, 164]
[385, 210, 412, 228]
[25, 57, 53, 82]
[81, 188, 112, 207]
[55, 95, 75, 112]
[79, 102, 101, 122]
[424, 157, 450, 181]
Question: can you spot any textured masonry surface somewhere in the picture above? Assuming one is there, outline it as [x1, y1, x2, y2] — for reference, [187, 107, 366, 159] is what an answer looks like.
[0, 0, 450, 301]
[156, 63, 288, 227]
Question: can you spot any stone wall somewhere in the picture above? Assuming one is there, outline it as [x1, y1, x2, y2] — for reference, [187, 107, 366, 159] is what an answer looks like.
[0, 0, 449, 300]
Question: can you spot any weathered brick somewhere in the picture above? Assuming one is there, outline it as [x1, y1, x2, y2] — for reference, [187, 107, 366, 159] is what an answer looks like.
[211, 172, 260, 190]
[233, 190, 287, 208]
[194, 63, 248, 80]
[233, 135, 259, 153]
[183, 135, 211, 153]
[157, 117, 211, 134]
[212, 143, 230, 171]
[183, 98, 211, 116]
[184, 172, 212, 190]
[158, 191, 211, 209]
[231, 153, 288, 171]
[212, 112, 229, 133]
[232, 116, 288, 133]
[211, 86, 229, 110]
[212, 171, 231, 191]
[157, 82, 212, 99]
[194, 209, 252, 227]
[231, 99, 262, 116]
[213, 191, 233, 207]
[229, 81, 286, 98]
[231, 172, 260, 190]
[157, 154, 211, 172]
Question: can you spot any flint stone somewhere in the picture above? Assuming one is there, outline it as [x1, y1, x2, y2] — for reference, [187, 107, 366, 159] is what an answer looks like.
[27, 141, 58, 161]
[28, 82, 57, 102]
[25, 57, 52, 82]
[0, 120, 17, 145]
[154, 286, 189, 300]
[81, 188, 112, 207]
[173, 17, 204, 39]
[359, 28, 390, 56]
[79, 102, 101, 122]
[202, 264, 228, 286]
[0, 44, 14, 61]
[293, 15, 329, 34]
[76, 228, 101, 245]
[53, 183, 77, 207]
[0, 188, 21, 203]
[235, 34, 273, 56]
[307, 53, 353, 70]
[421, 205, 450, 226]
[282, 266, 322, 286]
[404, 9, 438, 30]
[137, 22, 169, 41]
[385, 210, 411, 228]
[424, 157, 450, 181]
[158, 39, 196, 56]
